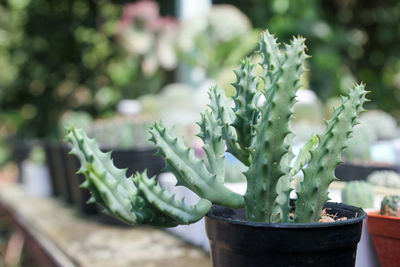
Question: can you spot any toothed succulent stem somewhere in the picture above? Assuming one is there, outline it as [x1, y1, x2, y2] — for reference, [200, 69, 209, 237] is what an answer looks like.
[244, 36, 308, 223]
[231, 58, 260, 164]
[66, 30, 368, 226]
[207, 86, 245, 164]
[66, 128, 212, 227]
[294, 84, 368, 223]
[149, 122, 244, 208]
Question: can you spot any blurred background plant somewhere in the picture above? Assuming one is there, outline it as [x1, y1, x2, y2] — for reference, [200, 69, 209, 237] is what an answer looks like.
[177, 4, 259, 90]
[1, 0, 400, 179]
[0, 0, 178, 142]
[116, 0, 179, 99]
[215, 0, 400, 118]
[87, 116, 153, 149]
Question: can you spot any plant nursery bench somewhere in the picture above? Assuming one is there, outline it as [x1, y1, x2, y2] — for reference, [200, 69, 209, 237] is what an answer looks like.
[0, 184, 211, 267]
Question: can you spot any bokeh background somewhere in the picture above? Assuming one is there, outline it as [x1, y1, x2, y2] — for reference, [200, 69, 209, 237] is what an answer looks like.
[0, 1, 400, 265]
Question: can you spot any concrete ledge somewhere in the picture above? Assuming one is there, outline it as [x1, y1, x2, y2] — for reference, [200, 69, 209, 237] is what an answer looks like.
[0, 184, 211, 267]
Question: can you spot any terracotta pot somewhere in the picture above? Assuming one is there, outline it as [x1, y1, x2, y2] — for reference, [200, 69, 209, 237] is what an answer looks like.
[367, 211, 400, 267]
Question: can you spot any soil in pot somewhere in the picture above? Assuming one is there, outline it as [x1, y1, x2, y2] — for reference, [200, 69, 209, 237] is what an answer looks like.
[205, 202, 366, 267]
[367, 211, 400, 267]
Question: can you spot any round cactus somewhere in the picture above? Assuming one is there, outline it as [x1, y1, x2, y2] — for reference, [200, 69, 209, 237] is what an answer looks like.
[380, 195, 400, 217]
[367, 170, 400, 188]
[341, 181, 375, 209]
[359, 110, 398, 140]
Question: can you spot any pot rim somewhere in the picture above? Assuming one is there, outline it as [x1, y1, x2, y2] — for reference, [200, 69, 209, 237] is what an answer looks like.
[367, 210, 400, 221]
[340, 161, 397, 168]
[206, 202, 366, 229]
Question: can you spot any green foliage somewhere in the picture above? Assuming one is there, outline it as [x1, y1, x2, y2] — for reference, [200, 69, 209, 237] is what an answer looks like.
[177, 5, 258, 86]
[359, 110, 398, 140]
[215, 0, 400, 117]
[68, 31, 367, 225]
[0, 0, 176, 140]
[27, 146, 46, 164]
[341, 181, 375, 209]
[87, 117, 152, 149]
[342, 124, 375, 163]
[0, 0, 121, 139]
[380, 195, 400, 217]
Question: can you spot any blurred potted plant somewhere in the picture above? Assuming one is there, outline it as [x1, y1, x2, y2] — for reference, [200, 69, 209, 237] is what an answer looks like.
[116, 0, 179, 99]
[67, 31, 368, 266]
[341, 181, 379, 267]
[43, 111, 93, 203]
[21, 145, 52, 197]
[177, 4, 259, 88]
[86, 116, 165, 178]
[368, 195, 400, 266]
[335, 110, 399, 181]
[367, 170, 400, 189]
[341, 181, 375, 209]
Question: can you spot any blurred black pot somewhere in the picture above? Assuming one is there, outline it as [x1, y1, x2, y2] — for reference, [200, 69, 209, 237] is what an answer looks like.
[43, 142, 73, 203]
[335, 162, 398, 181]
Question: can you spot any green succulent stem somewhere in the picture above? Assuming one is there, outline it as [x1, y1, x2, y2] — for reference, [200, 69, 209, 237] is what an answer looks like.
[244, 35, 307, 223]
[66, 128, 212, 226]
[66, 30, 368, 227]
[149, 122, 244, 208]
[294, 84, 368, 223]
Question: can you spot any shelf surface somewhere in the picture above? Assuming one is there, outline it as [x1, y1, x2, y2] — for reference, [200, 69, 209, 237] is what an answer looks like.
[0, 184, 211, 267]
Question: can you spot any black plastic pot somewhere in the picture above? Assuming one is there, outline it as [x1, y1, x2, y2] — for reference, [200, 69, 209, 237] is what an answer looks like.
[106, 147, 165, 178]
[62, 144, 98, 214]
[205, 202, 366, 267]
[335, 162, 398, 181]
[43, 142, 73, 203]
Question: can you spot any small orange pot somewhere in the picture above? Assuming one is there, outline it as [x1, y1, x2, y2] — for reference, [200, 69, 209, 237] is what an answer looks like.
[367, 211, 400, 267]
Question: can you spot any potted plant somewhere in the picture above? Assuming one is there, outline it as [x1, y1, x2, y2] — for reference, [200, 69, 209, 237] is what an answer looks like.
[341, 181, 380, 267]
[21, 145, 52, 197]
[341, 181, 375, 209]
[367, 195, 400, 266]
[66, 31, 368, 266]
[335, 110, 399, 181]
[367, 170, 400, 189]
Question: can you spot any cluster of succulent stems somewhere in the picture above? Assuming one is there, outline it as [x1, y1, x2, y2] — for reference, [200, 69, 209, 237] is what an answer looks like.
[66, 30, 368, 227]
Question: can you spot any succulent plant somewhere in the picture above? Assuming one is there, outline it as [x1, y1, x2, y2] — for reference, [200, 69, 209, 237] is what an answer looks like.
[66, 31, 368, 226]
[359, 110, 398, 140]
[380, 195, 400, 217]
[59, 111, 93, 137]
[341, 181, 375, 209]
[118, 0, 179, 77]
[177, 4, 258, 85]
[87, 117, 152, 149]
[367, 170, 400, 189]
[342, 124, 376, 163]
